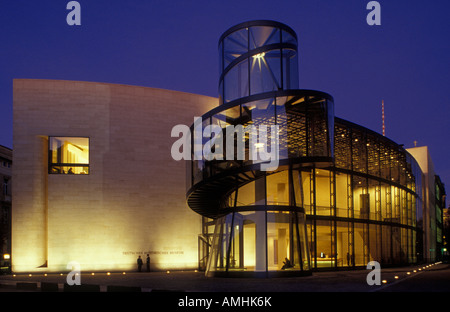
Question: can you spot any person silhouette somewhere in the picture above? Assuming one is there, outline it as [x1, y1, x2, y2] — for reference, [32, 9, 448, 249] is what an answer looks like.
[146, 254, 151, 272]
[137, 256, 143, 272]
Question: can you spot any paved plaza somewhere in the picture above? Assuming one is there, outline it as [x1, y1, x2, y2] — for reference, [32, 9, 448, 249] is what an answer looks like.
[0, 262, 448, 293]
[1, 263, 448, 310]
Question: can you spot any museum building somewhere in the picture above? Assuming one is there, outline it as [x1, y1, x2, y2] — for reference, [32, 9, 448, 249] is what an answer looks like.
[12, 20, 445, 276]
[185, 21, 446, 277]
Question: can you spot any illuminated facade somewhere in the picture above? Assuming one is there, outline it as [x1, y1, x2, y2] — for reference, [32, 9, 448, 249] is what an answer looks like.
[185, 21, 444, 277]
[12, 79, 216, 272]
[11, 20, 444, 277]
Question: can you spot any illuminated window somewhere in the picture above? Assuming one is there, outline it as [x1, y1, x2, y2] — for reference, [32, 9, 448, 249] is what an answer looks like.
[49, 137, 89, 174]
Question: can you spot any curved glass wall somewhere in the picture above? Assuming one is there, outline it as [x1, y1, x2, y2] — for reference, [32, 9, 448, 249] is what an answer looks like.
[205, 171, 311, 277]
[207, 209, 310, 277]
[186, 20, 423, 277]
[197, 122, 423, 274]
[186, 90, 334, 195]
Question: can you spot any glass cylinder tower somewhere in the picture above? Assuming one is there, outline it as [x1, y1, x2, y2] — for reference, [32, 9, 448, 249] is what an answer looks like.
[219, 20, 299, 104]
[187, 20, 335, 277]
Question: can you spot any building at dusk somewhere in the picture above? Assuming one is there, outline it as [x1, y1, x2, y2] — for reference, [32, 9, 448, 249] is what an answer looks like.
[186, 20, 446, 277]
[12, 20, 445, 276]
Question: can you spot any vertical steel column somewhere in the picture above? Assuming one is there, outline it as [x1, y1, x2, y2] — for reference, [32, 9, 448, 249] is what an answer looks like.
[330, 169, 336, 268]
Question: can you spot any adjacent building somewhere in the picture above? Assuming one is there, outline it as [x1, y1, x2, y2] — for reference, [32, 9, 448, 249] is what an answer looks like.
[11, 20, 444, 276]
[0, 145, 12, 273]
[407, 146, 446, 262]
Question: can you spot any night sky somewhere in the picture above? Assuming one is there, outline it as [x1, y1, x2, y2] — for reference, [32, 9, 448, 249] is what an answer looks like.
[1, 0, 449, 191]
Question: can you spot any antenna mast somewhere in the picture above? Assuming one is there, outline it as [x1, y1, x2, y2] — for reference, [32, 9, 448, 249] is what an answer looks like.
[382, 100, 385, 136]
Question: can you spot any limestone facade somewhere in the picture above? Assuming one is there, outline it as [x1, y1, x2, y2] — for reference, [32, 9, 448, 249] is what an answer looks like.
[12, 79, 217, 272]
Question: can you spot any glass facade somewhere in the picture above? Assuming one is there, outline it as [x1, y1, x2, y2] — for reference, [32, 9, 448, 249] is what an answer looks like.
[219, 20, 299, 104]
[207, 210, 310, 277]
[48, 137, 89, 174]
[303, 120, 422, 268]
[187, 21, 423, 277]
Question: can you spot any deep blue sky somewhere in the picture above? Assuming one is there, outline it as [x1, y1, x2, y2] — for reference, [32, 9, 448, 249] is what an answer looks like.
[1, 0, 449, 190]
